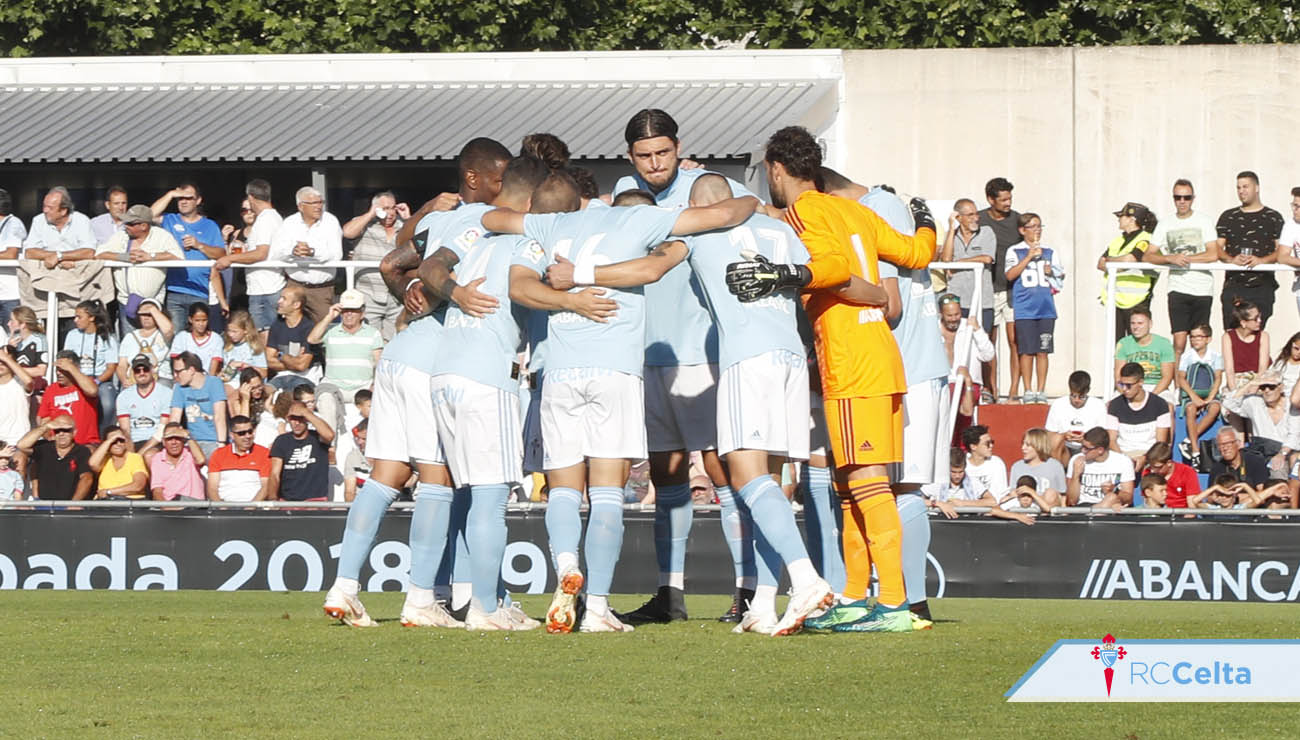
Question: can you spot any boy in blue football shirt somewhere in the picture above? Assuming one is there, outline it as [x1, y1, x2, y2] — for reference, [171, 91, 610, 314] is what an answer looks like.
[1004, 213, 1065, 404]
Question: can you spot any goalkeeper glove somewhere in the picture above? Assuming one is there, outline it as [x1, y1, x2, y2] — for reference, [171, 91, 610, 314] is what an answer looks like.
[725, 252, 810, 302]
[908, 197, 935, 233]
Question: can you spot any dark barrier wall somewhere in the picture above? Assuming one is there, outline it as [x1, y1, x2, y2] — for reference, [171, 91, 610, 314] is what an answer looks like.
[3, 511, 1300, 602]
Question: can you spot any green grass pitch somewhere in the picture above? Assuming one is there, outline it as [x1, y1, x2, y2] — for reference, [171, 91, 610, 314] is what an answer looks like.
[5, 593, 1298, 738]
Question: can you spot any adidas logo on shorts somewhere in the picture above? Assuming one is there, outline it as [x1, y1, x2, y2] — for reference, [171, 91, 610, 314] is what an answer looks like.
[858, 440, 874, 452]
[750, 430, 762, 440]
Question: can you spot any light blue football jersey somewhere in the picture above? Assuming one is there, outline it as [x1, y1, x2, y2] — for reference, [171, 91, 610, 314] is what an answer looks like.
[613, 169, 755, 367]
[430, 234, 528, 392]
[684, 213, 809, 371]
[510, 243, 550, 376]
[381, 203, 492, 374]
[861, 189, 948, 385]
[116, 382, 174, 443]
[519, 205, 680, 377]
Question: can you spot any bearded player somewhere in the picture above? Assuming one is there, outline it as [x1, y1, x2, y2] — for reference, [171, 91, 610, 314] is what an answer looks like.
[727, 126, 936, 632]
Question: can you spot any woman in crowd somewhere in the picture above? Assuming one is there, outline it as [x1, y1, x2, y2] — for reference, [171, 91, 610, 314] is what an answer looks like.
[1222, 299, 1270, 392]
[170, 303, 223, 377]
[219, 310, 268, 385]
[88, 427, 148, 500]
[1272, 331, 1300, 399]
[64, 300, 119, 421]
[1097, 202, 1156, 342]
[6, 306, 47, 377]
[1007, 427, 1066, 507]
[228, 367, 279, 447]
[117, 299, 175, 387]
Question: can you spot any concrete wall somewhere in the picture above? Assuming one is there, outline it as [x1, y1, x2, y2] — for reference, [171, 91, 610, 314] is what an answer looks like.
[839, 45, 1300, 396]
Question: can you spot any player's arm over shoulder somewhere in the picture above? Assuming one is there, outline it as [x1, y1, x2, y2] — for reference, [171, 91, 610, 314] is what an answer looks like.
[590, 241, 688, 287]
[670, 196, 759, 236]
[786, 197, 851, 290]
[863, 202, 936, 270]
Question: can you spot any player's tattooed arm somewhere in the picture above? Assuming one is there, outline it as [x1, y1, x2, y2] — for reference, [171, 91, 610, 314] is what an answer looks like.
[416, 247, 498, 318]
[509, 265, 617, 323]
[380, 243, 422, 301]
[546, 242, 688, 290]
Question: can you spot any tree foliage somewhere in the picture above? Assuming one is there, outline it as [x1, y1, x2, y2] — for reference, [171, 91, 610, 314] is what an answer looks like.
[2, 0, 1297, 57]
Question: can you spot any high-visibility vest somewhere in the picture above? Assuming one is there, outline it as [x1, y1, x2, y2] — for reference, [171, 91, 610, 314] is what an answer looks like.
[1099, 230, 1154, 309]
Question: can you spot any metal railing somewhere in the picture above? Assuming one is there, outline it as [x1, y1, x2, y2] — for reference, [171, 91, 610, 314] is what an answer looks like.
[1, 258, 380, 382]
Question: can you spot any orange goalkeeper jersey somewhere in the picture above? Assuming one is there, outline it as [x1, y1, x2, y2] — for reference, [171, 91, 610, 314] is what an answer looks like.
[785, 190, 937, 400]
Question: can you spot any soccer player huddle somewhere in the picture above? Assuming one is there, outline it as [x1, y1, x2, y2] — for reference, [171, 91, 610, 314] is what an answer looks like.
[322, 109, 943, 637]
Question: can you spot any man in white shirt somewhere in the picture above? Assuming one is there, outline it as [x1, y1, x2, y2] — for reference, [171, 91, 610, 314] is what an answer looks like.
[269, 186, 342, 323]
[95, 205, 184, 335]
[960, 424, 1008, 505]
[1067, 426, 1134, 508]
[1046, 370, 1109, 464]
[0, 188, 27, 324]
[1274, 186, 1300, 319]
[216, 179, 284, 333]
[90, 186, 129, 245]
[1143, 179, 1220, 359]
[24, 187, 97, 267]
[0, 346, 33, 444]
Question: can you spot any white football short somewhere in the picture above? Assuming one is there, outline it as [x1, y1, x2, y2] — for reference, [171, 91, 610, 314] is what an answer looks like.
[644, 363, 719, 453]
[716, 350, 810, 460]
[365, 359, 445, 465]
[809, 390, 829, 459]
[540, 368, 646, 470]
[891, 376, 950, 485]
[431, 374, 523, 486]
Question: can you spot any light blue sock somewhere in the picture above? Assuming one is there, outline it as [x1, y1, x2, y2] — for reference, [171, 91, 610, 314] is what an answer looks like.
[654, 483, 693, 581]
[337, 478, 399, 581]
[801, 464, 845, 593]
[407, 482, 454, 590]
[751, 520, 782, 588]
[584, 486, 625, 597]
[466, 484, 509, 613]
[545, 487, 583, 570]
[716, 484, 754, 586]
[737, 475, 811, 570]
[896, 492, 931, 605]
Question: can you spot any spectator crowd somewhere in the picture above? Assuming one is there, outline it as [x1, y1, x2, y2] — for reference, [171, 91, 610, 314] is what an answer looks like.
[2, 168, 1300, 516]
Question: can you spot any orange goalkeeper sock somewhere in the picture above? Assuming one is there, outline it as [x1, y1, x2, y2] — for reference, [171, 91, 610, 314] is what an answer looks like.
[839, 484, 870, 601]
[850, 477, 906, 608]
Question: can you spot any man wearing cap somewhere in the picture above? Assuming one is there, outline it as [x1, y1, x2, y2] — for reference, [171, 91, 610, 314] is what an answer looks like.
[147, 421, 207, 501]
[95, 205, 184, 336]
[306, 289, 383, 439]
[1216, 170, 1285, 330]
[150, 184, 226, 331]
[16, 413, 94, 500]
[1098, 202, 1156, 341]
[116, 354, 173, 451]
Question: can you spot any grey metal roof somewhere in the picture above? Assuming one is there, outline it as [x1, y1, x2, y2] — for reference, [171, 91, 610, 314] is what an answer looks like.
[0, 80, 835, 164]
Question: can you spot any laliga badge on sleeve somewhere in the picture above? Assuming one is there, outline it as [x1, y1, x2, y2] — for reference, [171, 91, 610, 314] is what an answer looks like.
[1006, 635, 1300, 702]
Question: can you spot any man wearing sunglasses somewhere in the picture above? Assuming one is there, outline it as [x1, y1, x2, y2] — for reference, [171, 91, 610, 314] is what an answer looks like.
[206, 415, 271, 502]
[1106, 362, 1172, 474]
[116, 354, 172, 451]
[37, 350, 101, 446]
[1144, 179, 1219, 359]
[16, 413, 93, 500]
[1221, 370, 1298, 476]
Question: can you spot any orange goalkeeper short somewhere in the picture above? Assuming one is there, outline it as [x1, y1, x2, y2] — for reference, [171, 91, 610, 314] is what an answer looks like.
[823, 394, 903, 467]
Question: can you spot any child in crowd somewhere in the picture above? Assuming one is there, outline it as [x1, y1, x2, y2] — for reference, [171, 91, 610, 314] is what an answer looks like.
[1138, 473, 1167, 507]
[999, 474, 1056, 513]
[219, 310, 268, 385]
[1003, 212, 1065, 404]
[354, 388, 372, 420]
[1045, 370, 1108, 465]
[0, 443, 23, 500]
[1175, 322, 1223, 466]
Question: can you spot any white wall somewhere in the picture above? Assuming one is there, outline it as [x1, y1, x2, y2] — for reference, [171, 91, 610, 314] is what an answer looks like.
[839, 45, 1300, 395]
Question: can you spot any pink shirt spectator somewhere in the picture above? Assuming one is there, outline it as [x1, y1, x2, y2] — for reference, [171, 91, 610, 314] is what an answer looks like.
[149, 446, 205, 501]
